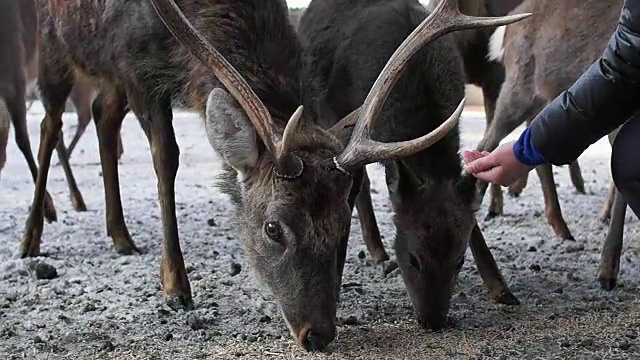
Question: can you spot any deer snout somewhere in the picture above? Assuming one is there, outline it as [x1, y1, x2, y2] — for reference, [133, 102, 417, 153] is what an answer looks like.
[298, 322, 336, 351]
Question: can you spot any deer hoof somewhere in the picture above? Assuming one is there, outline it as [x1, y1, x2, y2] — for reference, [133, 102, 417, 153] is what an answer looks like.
[165, 293, 195, 312]
[599, 277, 618, 291]
[493, 290, 520, 306]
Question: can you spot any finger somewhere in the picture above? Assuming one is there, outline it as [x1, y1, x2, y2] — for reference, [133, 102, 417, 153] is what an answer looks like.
[462, 149, 486, 164]
[473, 167, 508, 186]
[466, 153, 499, 174]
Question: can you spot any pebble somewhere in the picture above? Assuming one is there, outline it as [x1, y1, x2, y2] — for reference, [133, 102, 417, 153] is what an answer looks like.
[207, 218, 217, 227]
[30, 262, 58, 280]
[357, 250, 366, 259]
[230, 263, 242, 276]
[529, 264, 541, 272]
[259, 315, 272, 323]
[187, 314, 205, 330]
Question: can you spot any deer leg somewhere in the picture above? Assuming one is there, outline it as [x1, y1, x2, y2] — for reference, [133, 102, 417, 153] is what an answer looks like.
[93, 89, 139, 255]
[507, 175, 528, 197]
[481, 66, 507, 220]
[5, 89, 58, 223]
[568, 160, 586, 194]
[65, 83, 94, 159]
[598, 180, 617, 224]
[130, 95, 192, 311]
[535, 164, 573, 240]
[338, 167, 365, 283]
[0, 99, 9, 174]
[598, 187, 626, 290]
[20, 51, 74, 257]
[53, 134, 87, 211]
[486, 183, 504, 220]
[469, 222, 519, 305]
[355, 169, 388, 263]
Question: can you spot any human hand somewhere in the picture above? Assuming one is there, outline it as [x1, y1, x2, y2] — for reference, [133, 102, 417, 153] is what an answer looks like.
[462, 141, 534, 186]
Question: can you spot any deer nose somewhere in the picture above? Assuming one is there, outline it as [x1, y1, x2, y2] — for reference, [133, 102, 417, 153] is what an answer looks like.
[299, 324, 336, 351]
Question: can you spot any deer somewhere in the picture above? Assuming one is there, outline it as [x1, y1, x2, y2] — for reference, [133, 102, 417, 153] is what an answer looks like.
[23, 48, 125, 161]
[23, 0, 527, 351]
[298, 0, 528, 330]
[426, 0, 588, 221]
[0, 0, 88, 222]
[477, 0, 627, 266]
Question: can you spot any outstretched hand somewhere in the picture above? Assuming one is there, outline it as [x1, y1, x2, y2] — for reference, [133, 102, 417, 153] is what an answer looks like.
[462, 141, 534, 186]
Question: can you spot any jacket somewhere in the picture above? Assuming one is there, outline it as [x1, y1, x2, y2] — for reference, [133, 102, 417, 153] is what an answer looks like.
[514, 0, 640, 166]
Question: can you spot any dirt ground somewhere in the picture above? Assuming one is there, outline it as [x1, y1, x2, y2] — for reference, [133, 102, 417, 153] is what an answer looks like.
[0, 104, 638, 359]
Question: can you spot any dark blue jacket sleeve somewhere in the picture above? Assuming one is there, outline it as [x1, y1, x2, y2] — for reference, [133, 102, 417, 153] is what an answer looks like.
[513, 0, 640, 166]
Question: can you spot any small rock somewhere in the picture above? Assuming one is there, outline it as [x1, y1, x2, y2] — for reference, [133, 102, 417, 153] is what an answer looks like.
[187, 314, 205, 330]
[207, 218, 217, 227]
[529, 264, 541, 272]
[259, 315, 272, 323]
[565, 244, 585, 253]
[619, 340, 631, 350]
[247, 335, 258, 342]
[101, 340, 115, 352]
[343, 316, 360, 325]
[560, 340, 571, 347]
[82, 303, 97, 313]
[30, 261, 58, 280]
[32, 335, 44, 344]
[230, 263, 242, 276]
[553, 287, 564, 294]
[527, 246, 537, 252]
[164, 333, 173, 341]
[357, 250, 366, 259]
[579, 338, 594, 347]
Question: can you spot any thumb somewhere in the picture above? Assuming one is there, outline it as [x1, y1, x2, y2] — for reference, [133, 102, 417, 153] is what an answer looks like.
[465, 152, 499, 174]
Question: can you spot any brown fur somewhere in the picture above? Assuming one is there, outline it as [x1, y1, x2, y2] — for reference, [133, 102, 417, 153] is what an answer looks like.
[475, 0, 622, 241]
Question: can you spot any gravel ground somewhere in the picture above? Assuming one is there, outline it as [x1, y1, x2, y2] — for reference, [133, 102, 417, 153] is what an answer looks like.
[0, 103, 638, 359]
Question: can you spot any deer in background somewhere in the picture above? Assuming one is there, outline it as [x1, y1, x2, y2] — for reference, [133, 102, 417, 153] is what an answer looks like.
[23, 50, 125, 160]
[426, 0, 587, 221]
[24, 0, 526, 351]
[299, 0, 527, 330]
[0, 0, 88, 222]
[477, 0, 628, 277]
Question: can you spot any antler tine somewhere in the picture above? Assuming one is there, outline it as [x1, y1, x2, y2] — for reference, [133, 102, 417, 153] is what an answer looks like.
[335, 0, 532, 169]
[149, 0, 279, 156]
[277, 105, 304, 160]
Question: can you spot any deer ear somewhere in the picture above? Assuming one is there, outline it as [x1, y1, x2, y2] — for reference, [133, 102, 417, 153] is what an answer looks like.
[385, 160, 422, 198]
[205, 88, 260, 175]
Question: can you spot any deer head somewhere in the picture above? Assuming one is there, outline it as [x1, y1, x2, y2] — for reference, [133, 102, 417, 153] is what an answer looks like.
[149, 0, 530, 351]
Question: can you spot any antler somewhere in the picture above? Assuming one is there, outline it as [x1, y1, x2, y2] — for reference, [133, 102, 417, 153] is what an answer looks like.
[333, 0, 532, 170]
[149, 0, 304, 178]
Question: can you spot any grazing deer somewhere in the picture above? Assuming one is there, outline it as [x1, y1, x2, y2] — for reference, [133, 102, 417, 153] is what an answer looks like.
[0, 0, 87, 223]
[299, 0, 528, 330]
[24, 0, 526, 351]
[428, 0, 587, 220]
[473, 0, 625, 241]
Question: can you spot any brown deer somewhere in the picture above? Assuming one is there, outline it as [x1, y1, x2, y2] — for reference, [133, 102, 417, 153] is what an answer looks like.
[472, 0, 625, 241]
[429, 0, 588, 220]
[299, 0, 527, 330]
[23, 0, 526, 351]
[24, 50, 125, 160]
[0, 0, 87, 223]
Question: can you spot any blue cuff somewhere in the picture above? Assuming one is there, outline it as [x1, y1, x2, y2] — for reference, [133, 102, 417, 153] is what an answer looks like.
[513, 127, 548, 166]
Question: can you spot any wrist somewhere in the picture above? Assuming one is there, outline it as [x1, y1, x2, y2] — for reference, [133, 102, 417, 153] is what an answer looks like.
[513, 127, 547, 166]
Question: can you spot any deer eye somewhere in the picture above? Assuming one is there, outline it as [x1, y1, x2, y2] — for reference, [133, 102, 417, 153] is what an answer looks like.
[264, 221, 282, 240]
